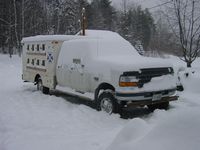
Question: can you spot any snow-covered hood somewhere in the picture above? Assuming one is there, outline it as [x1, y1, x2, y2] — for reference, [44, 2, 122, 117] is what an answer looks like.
[97, 55, 173, 72]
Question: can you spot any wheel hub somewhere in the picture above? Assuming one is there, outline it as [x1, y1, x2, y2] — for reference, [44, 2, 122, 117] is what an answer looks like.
[100, 98, 113, 114]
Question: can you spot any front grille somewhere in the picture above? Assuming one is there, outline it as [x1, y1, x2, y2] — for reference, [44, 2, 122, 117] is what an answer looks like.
[123, 67, 173, 88]
[140, 68, 173, 76]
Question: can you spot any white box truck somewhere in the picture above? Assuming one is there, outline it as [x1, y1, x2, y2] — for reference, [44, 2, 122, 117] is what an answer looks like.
[22, 30, 178, 114]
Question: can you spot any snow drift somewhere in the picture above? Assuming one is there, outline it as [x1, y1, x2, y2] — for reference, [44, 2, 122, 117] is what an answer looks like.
[0, 55, 200, 150]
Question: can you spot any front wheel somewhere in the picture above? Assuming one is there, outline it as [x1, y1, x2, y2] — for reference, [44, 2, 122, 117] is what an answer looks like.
[37, 78, 49, 94]
[96, 92, 120, 114]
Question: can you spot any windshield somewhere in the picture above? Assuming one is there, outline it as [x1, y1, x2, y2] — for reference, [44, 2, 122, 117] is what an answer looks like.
[98, 39, 140, 57]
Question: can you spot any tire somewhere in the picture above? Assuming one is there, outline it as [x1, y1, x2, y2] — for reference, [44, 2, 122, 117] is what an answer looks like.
[43, 86, 50, 94]
[147, 101, 169, 111]
[96, 92, 120, 114]
[37, 78, 49, 94]
[177, 85, 184, 91]
[37, 79, 42, 91]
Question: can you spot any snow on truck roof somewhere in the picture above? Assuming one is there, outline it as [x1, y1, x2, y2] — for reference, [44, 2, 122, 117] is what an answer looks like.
[21, 30, 124, 43]
[21, 35, 78, 43]
[77, 30, 124, 40]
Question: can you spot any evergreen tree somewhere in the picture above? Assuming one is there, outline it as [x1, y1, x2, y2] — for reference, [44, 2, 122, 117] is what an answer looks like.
[118, 5, 155, 51]
[48, 0, 60, 34]
[89, 0, 105, 29]
[89, 0, 116, 30]
[56, 0, 77, 34]
[135, 40, 145, 55]
[0, 0, 157, 55]
[24, 0, 47, 36]
[99, 0, 116, 30]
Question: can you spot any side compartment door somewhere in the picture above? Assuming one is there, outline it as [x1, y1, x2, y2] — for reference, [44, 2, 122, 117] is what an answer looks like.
[56, 64, 71, 87]
[70, 58, 89, 92]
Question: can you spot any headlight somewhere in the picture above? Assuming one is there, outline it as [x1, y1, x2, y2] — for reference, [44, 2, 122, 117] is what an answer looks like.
[119, 76, 138, 87]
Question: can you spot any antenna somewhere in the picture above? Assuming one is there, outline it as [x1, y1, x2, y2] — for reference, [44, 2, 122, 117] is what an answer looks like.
[81, 7, 86, 36]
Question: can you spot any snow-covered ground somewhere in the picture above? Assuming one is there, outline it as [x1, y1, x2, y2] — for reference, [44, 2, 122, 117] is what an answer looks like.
[0, 54, 200, 150]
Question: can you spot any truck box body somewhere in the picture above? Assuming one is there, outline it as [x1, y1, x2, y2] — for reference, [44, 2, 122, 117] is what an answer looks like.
[22, 35, 83, 89]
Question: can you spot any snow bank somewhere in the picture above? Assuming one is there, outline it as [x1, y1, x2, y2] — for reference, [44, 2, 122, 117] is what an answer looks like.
[1, 54, 200, 150]
[107, 118, 151, 150]
[108, 108, 200, 150]
[0, 55, 127, 150]
[178, 68, 200, 93]
[108, 56, 200, 150]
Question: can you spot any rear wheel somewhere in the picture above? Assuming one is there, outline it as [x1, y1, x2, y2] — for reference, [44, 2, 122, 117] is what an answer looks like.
[147, 101, 169, 111]
[96, 92, 121, 114]
[37, 78, 49, 94]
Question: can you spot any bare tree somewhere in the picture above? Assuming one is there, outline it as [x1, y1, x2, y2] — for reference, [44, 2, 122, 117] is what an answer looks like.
[149, 10, 180, 55]
[165, 0, 200, 67]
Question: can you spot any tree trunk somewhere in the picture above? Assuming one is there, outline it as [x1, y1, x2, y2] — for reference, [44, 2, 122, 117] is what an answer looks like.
[22, 0, 24, 38]
[13, 0, 21, 57]
[187, 61, 192, 68]
[8, 4, 12, 58]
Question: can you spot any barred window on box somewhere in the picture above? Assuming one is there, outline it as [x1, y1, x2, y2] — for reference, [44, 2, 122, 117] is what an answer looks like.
[42, 60, 45, 66]
[37, 44, 40, 51]
[42, 44, 45, 51]
[36, 59, 40, 66]
[31, 44, 34, 51]
[27, 45, 30, 51]
[31, 59, 34, 65]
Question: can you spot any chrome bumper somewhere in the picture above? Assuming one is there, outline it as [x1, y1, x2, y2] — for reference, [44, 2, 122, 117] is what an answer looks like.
[115, 89, 177, 102]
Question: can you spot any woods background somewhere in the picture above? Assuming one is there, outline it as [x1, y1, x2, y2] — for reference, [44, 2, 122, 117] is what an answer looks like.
[0, 0, 199, 62]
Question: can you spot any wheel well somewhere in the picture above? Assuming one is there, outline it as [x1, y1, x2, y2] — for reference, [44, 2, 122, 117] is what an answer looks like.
[95, 83, 115, 100]
[34, 74, 41, 83]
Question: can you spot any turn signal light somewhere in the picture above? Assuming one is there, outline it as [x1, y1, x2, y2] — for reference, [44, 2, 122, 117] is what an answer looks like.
[119, 82, 138, 87]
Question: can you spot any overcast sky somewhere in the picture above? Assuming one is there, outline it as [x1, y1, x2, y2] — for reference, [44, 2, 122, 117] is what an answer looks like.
[111, 0, 161, 10]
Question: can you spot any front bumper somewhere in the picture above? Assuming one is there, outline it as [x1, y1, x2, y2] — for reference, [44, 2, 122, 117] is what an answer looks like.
[126, 96, 178, 107]
[115, 88, 177, 102]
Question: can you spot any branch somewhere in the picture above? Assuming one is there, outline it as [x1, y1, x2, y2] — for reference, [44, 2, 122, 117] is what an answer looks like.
[0, 18, 10, 25]
[161, 10, 179, 38]
[191, 49, 200, 62]
[191, 34, 200, 60]
[192, 24, 200, 38]
[175, 0, 186, 48]
[182, 0, 187, 41]
[179, 56, 187, 62]
[193, 15, 200, 24]
[189, 0, 195, 60]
